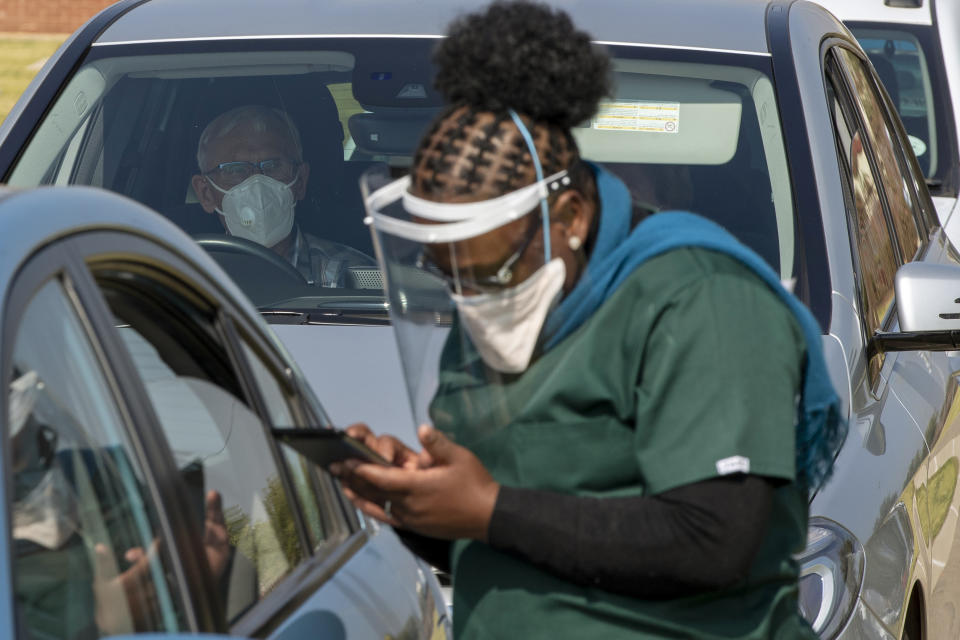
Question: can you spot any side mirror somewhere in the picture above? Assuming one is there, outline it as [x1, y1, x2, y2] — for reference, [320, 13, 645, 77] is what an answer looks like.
[871, 262, 960, 355]
[896, 262, 960, 331]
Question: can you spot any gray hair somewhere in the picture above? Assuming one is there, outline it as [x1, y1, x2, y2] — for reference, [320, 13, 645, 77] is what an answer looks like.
[196, 105, 303, 170]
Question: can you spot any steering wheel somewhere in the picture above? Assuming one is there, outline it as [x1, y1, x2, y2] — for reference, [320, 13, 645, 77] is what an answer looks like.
[194, 234, 307, 286]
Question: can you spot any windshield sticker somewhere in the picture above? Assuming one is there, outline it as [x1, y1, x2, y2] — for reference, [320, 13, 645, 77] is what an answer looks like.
[592, 100, 680, 133]
[908, 135, 928, 158]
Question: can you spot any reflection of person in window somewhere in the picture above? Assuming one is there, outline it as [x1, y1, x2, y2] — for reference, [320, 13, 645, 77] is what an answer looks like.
[191, 105, 375, 287]
[9, 371, 96, 640]
[9, 369, 231, 637]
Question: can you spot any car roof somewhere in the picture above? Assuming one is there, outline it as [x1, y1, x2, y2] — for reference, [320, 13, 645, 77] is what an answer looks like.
[812, 0, 932, 25]
[95, 0, 775, 55]
[0, 186, 254, 317]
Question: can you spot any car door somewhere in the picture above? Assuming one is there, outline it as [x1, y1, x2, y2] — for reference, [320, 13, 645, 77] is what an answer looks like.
[2, 239, 207, 640]
[3, 223, 446, 640]
[834, 44, 960, 640]
[67, 229, 443, 640]
[824, 41, 960, 637]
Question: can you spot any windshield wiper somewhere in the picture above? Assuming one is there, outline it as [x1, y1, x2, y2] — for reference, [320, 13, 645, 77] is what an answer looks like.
[259, 307, 391, 326]
[259, 310, 310, 325]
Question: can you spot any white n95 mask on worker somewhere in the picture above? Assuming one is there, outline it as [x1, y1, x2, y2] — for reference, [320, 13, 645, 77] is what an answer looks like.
[450, 258, 566, 373]
[210, 173, 297, 247]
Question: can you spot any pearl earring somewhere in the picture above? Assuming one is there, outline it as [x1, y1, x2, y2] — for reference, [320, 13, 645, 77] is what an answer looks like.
[568, 236, 582, 251]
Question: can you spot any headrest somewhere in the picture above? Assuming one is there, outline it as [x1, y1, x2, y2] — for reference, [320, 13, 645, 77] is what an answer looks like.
[867, 54, 900, 107]
[192, 74, 343, 159]
[348, 110, 439, 156]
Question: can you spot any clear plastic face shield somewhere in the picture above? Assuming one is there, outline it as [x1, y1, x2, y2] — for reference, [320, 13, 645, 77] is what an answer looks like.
[361, 112, 572, 435]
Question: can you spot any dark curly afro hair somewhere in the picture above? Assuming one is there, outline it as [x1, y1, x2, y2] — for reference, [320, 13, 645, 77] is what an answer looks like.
[433, 1, 611, 128]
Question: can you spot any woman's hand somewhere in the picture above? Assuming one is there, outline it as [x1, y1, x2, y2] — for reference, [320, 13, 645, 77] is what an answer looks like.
[93, 489, 230, 633]
[332, 424, 500, 542]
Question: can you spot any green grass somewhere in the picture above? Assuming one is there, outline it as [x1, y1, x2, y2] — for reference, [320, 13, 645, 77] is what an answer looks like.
[328, 82, 364, 144]
[0, 35, 65, 124]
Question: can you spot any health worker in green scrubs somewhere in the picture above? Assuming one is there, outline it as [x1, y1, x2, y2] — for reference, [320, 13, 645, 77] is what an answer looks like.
[334, 2, 846, 638]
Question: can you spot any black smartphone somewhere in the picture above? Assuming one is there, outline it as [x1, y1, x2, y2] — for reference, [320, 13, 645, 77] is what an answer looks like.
[272, 427, 392, 467]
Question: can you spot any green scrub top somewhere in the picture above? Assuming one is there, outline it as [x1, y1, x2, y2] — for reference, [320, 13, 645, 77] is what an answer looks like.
[14, 535, 98, 640]
[430, 247, 816, 639]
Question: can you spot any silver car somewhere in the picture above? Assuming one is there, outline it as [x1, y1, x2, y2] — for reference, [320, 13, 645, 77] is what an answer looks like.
[0, 186, 450, 640]
[4, 0, 960, 638]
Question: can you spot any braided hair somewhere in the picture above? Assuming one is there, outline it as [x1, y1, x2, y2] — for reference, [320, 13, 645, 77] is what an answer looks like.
[411, 1, 611, 202]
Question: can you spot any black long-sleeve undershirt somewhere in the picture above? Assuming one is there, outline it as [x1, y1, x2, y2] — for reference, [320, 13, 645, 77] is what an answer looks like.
[397, 474, 775, 600]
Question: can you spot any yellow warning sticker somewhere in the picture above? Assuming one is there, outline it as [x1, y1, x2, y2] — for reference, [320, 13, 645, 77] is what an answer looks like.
[593, 100, 680, 133]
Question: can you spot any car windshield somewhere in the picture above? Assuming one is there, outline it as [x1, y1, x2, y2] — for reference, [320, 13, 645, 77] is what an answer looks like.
[850, 23, 958, 197]
[7, 40, 796, 322]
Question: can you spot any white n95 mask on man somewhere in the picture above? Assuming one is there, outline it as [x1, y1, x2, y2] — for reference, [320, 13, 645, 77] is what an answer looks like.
[210, 173, 297, 247]
[450, 258, 566, 373]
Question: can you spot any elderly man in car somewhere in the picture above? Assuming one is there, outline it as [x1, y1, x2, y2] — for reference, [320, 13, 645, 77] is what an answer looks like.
[191, 105, 375, 287]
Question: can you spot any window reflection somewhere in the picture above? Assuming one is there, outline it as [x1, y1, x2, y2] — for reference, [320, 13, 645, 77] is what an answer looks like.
[240, 339, 331, 549]
[8, 279, 183, 640]
[839, 48, 922, 262]
[848, 129, 897, 331]
[101, 273, 304, 623]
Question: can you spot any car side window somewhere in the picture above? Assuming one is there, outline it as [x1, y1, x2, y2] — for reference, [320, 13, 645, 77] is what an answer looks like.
[96, 272, 304, 623]
[827, 62, 898, 334]
[826, 51, 902, 386]
[836, 47, 923, 262]
[7, 278, 184, 640]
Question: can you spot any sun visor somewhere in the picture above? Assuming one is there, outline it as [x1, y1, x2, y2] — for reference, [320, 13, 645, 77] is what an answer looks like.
[573, 74, 742, 165]
[349, 109, 439, 156]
